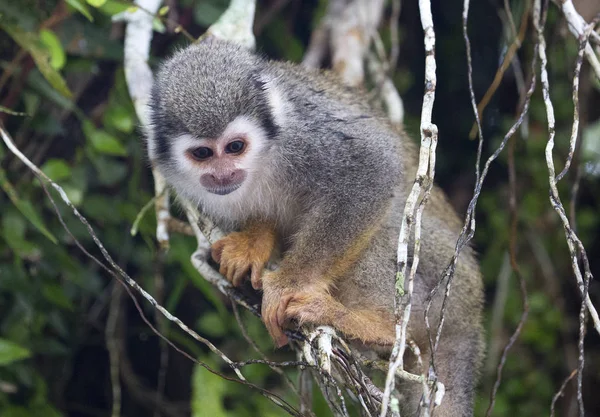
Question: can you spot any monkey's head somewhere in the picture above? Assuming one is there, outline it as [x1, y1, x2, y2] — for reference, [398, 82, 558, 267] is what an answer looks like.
[147, 39, 284, 206]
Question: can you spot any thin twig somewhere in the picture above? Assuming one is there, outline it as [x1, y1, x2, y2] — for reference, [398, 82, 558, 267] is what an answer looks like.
[463, 0, 485, 186]
[557, 0, 600, 80]
[381, 0, 439, 414]
[504, 0, 519, 39]
[468, 0, 531, 139]
[550, 368, 578, 417]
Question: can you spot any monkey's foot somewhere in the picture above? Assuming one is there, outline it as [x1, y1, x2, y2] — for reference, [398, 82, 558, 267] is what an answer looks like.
[269, 289, 395, 346]
[261, 276, 395, 347]
[290, 294, 395, 345]
[211, 226, 275, 289]
[281, 292, 333, 328]
[261, 281, 333, 347]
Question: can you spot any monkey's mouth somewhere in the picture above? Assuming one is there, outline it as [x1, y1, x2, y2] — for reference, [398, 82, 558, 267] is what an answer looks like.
[206, 184, 242, 195]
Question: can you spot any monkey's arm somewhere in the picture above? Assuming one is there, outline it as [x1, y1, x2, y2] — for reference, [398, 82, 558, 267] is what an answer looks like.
[211, 219, 277, 289]
[261, 193, 392, 346]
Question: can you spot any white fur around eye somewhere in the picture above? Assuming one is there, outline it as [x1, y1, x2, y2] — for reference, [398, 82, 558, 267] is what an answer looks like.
[220, 116, 269, 171]
[170, 133, 208, 172]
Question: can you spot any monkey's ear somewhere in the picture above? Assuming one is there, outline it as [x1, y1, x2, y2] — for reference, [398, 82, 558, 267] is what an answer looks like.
[250, 72, 290, 130]
[196, 33, 216, 44]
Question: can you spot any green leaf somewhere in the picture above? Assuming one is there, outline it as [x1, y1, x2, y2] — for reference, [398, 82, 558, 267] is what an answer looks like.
[82, 194, 121, 221]
[0, 23, 72, 98]
[0, 339, 31, 365]
[0, 209, 38, 255]
[15, 201, 58, 244]
[87, 156, 128, 186]
[90, 130, 127, 155]
[0, 106, 28, 116]
[39, 30, 66, 70]
[2, 210, 26, 241]
[42, 284, 75, 311]
[41, 159, 71, 182]
[191, 362, 228, 417]
[158, 5, 169, 16]
[83, 121, 127, 156]
[0, 168, 58, 244]
[26, 71, 76, 115]
[97, 0, 131, 16]
[197, 313, 227, 337]
[65, 0, 94, 21]
[152, 17, 166, 33]
[104, 105, 134, 133]
[86, 0, 107, 7]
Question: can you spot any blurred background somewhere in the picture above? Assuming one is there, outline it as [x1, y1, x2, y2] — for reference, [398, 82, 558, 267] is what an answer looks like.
[1, 0, 599, 416]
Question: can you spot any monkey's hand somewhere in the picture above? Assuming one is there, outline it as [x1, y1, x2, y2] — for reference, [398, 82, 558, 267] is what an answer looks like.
[211, 221, 276, 289]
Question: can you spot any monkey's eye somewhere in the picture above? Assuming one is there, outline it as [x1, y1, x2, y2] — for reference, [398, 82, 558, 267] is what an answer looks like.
[190, 147, 213, 160]
[225, 140, 245, 154]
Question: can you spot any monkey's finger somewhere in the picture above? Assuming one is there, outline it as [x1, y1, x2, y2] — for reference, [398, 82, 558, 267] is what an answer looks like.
[262, 306, 276, 338]
[270, 322, 288, 348]
[276, 294, 293, 329]
[211, 240, 226, 263]
[231, 264, 249, 287]
[263, 304, 287, 347]
[227, 262, 242, 284]
[226, 263, 237, 283]
[219, 262, 229, 280]
[250, 264, 264, 290]
[276, 333, 288, 347]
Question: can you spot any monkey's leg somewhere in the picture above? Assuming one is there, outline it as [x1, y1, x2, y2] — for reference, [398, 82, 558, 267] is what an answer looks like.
[397, 322, 481, 417]
[262, 282, 395, 346]
[421, 327, 481, 417]
[211, 220, 276, 289]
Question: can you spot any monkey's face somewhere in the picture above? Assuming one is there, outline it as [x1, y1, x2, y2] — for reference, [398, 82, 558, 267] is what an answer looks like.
[168, 115, 270, 198]
[148, 40, 282, 217]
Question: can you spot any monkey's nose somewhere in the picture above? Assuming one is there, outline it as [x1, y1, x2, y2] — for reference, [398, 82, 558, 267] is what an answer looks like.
[200, 170, 247, 195]
[209, 171, 240, 187]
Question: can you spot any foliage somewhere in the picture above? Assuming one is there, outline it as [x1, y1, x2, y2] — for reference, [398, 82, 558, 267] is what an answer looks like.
[0, 1, 599, 416]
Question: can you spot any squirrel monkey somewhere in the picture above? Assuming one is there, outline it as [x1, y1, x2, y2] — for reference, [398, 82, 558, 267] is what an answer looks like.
[147, 39, 484, 416]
